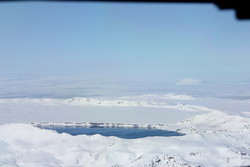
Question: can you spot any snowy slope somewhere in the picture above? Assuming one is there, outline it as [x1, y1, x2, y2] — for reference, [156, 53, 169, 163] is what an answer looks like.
[0, 120, 250, 167]
[1, 94, 250, 166]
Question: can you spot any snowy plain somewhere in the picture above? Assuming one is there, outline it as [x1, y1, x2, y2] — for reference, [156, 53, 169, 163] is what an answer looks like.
[1, 93, 250, 167]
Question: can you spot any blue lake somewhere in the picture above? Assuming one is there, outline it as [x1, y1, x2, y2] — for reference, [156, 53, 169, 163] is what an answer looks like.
[41, 126, 184, 139]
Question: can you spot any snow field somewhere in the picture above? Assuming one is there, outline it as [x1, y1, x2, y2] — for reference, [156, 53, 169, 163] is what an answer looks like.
[1, 94, 250, 166]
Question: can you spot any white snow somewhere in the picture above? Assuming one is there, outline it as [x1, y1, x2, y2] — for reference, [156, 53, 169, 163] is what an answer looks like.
[0, 95, 211, 125]
[1, 94, 250, 166]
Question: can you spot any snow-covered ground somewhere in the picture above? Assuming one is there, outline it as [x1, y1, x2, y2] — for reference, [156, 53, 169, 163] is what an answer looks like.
[1, 94, 250, 166]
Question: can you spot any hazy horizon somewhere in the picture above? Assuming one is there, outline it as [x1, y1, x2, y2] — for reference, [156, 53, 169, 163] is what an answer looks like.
[1, 2, 250, 99]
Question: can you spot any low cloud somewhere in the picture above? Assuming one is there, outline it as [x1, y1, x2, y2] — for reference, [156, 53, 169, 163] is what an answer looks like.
[176, 78, 201, 85]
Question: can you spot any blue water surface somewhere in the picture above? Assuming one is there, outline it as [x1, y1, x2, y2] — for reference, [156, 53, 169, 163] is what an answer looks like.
[42, 126, 184, 139]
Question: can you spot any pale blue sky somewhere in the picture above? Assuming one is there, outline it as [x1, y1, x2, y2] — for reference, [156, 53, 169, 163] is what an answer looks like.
[0, 2, 250, 98]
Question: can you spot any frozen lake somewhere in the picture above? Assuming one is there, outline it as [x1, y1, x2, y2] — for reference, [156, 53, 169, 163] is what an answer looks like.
[40, 126, 185, 139]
